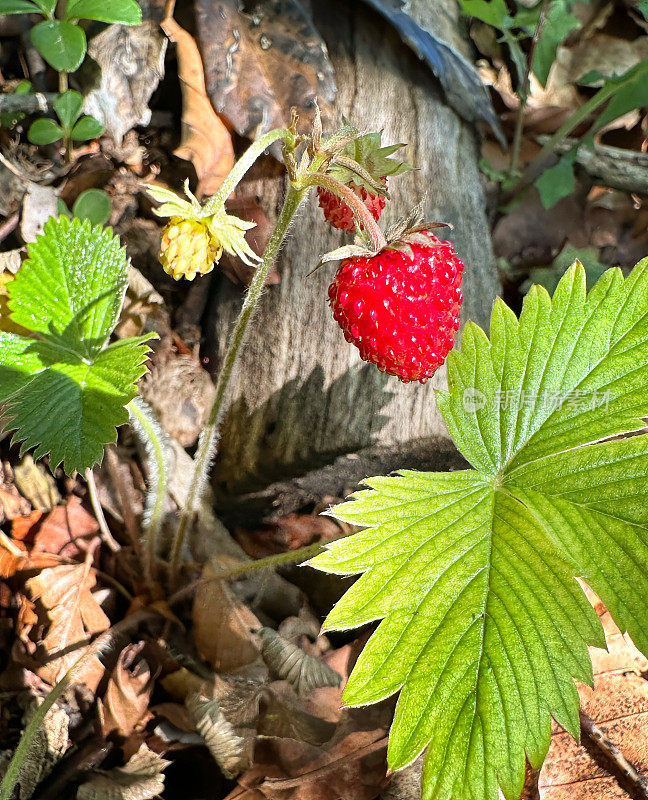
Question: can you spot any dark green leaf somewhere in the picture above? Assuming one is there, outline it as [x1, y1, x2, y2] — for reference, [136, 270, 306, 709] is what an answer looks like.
[594, 60, 648, 131]
[54, 90, 83, 130]
[32, 0, 56, 13]
[27, 118, 64, 145]
[459, 0, 510, 28]
[72, 189, 111, 226]
[0, 0, 39, 12]
[532, 0, 580, 86]
[30, 19, 86, 72]
[70, 115, 104, 141]
[638, 0, 648, 18]
[65, 0, 142, 24]
[534, 153, 576, 208]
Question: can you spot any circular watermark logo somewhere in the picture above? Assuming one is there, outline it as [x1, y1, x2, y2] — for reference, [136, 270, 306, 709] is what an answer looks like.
[462, 388, 486, 413]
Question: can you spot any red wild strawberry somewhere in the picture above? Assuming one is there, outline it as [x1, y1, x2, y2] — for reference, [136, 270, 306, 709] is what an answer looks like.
[317, 131, 410, 233]
[318, 177, 387, 234]
[327, 230, 464, 383]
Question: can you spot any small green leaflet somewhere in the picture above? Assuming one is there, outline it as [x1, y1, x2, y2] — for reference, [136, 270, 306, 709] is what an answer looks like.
[310, 260, 648, 800]
[531, 0, 580, 87]
[0, 216, 153, 474]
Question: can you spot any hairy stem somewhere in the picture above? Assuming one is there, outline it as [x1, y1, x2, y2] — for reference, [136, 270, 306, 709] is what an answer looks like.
[168, 537, 333, 606]
[0, 610, 150, 800]
[203, 128, 296, 215]
[509, 0, 550, 178]
[303, 172, 388, 250]
[128, 398, 169, 589]
[169, 183, 308, 585]
[85, 468, 120, 553]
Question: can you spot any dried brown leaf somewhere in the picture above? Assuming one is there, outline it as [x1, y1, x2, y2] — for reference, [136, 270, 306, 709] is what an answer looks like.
[192, 558, 261, 673]
[113, 266, 165, 340]
[195, 0, 335, 140]
[82, 11, 167, 145]
[13, 455, 60, 512]
[161, 11, 234, 196]
[186, 693, 251, 778]
[257, 628, 341, 695]
[140, 353, 215, 448]
[227, 728, 388, 800]
[31, 495, 100, 560]
[99, 642, 153, 739]
[25, 562, 110, 686]
[0, 461, 30, 524]
[77, 743, 170, 800]
[17, 699, 70, 800]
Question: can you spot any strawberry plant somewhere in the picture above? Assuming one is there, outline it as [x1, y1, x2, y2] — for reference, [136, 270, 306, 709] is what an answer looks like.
[310, 258, 648, 799]
[0, 215, 153, 474]
[2, 110, 648, 800]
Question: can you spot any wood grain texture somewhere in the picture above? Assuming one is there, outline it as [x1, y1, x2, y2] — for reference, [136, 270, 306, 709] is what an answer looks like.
[204, 0, 500, 506]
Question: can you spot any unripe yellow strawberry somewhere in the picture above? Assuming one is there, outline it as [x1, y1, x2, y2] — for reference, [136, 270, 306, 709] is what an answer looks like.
[147, 181, 260, 282]
[160, 217, 222, 281]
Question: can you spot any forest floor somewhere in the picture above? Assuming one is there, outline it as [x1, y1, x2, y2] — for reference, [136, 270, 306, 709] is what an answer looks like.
[0, 1, 647, 799]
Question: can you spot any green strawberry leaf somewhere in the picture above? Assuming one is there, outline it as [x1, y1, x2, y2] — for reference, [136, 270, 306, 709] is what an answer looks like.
[0, 216, 154, 474]
[310, 259, 648, 800]
[72, 189, 111, 226]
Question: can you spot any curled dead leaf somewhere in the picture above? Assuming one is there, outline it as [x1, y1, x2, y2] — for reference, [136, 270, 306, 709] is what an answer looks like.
[257, 627, 342, 695]
[186, 693, 251, 778]
[77, 743, 170, 800]
[13, 455, 60, 512]
[192, 558, 261, 673]
[161, 10, 235, 196]
[99, 642, 153, 739]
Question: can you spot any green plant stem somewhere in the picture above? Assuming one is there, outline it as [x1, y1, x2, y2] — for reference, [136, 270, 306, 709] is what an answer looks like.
[168, 183, 308, 586]
[509, 0, 550, 178]
[128, 398, 168, 589]
[510, 60, 648, 194]
[85, 467, 121, 552]
[169, 538, 335, 607]
[203, 128, 296, 214]
[0, 609, 150, 800]
[58, 71, 68, 93]
[301, 172, 388, 250]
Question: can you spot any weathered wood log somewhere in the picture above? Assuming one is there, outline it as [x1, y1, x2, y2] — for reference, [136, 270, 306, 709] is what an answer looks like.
[205, 0, 500, 518]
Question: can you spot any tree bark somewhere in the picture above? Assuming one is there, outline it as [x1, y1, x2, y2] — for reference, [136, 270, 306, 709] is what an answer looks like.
[204, 0, 500, 517]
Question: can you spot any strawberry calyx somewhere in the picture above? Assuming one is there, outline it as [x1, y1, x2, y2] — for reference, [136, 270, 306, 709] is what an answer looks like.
[315, 208, 452, 269]
[317, 122, 412, 195]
